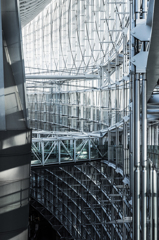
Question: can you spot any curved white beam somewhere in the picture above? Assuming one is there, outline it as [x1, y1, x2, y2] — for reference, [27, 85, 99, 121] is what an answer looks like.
[19, 0, 51, 27]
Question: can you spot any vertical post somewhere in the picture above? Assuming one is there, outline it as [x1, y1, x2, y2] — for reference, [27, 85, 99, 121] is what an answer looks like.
[44, 100, 46, 130]
[151, 126, 155, 146]
[157, 173, 159, 238]
[111, 168, 114, 240]
[81, 92, 84, 131]
[37, 133, 41, 150]
[58, 141, 61, 164]
[126, 122, 128, 175]
[116, 127, 119, 166]
[154, 125, 158, 146]
[130, 102, 134, 195]
[90, 90, 93, 132]
[123, 195, 126, 240]
[123, 121, 126, 174]
[108, 130, 111, 161]
[130, 0, 135, 236]
[153, 168, 157, 240]
[99, 68, 103, 130]
[148, 126, 152, 145]
[74, 139, 76, 162]
[150, 162, 153, 240]
[142, 73, 147, 240]
[115, 52, 119, 122]
[142, 0, 147, 19]
[135, 0, 140, 19]
[108, 60, 111, 126]
[70, 139, 73, 158]
[134, 73, 140, 240]
[123, 121, 128, 175]
[123, 51, 126, 119]
[35, 95, 37, 124]
[88, 138, 91, 160]
[41, 141, 44, 166]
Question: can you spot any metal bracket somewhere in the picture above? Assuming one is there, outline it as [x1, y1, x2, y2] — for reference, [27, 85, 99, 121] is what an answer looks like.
[116, 122, 120, 128]
[131, 20, 151, 41]
[123, 115, 129, 123]
[123, 76, 129, 82]
[123, 177, 130, 186]
[131, 52, 148, 73]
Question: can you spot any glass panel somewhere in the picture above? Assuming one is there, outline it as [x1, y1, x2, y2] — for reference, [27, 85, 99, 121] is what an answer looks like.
[31, 142, 42, 165]
[90, 139, 101, 159]
[76, 139, 88, 160]
[61, 140, 73, 162]
[44, 142, 58, 164]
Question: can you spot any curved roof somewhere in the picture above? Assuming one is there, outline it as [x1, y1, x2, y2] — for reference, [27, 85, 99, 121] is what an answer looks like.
[19, 0, 51, 27]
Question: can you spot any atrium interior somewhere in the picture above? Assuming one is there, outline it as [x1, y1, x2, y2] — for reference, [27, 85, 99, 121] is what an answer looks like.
[0, 0, 159, 239]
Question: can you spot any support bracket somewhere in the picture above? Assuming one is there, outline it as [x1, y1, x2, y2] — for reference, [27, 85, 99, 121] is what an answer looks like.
[131, 52, 148, 73]
[131, 20, 151, 41]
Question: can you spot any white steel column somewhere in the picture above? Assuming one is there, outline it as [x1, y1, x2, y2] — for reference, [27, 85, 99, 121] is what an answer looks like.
[134, 73, 140, 240]
[152, 168, 157, 240]
[134, 0, 141, 238]
[130, 1, 135, 236]
[149, 162, 153, 240]
[142, 0, 147, 19]
[123, 121, 128, 175]
[141, 73, 147, 240]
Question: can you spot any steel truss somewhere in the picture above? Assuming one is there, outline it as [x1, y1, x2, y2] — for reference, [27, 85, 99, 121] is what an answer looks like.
[22, 0, 159, 239]
[31, 130, 128, 170]
[23, 0, 130, 133]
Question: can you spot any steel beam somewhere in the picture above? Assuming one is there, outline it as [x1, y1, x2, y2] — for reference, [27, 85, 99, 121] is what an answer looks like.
[152, 168, 157, 240]
[26, 74, 99, 80]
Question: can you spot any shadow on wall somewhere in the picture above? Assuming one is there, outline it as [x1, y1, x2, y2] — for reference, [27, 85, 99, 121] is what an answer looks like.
[0, 130, 32, 240]
[0, 129, 31, 171]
